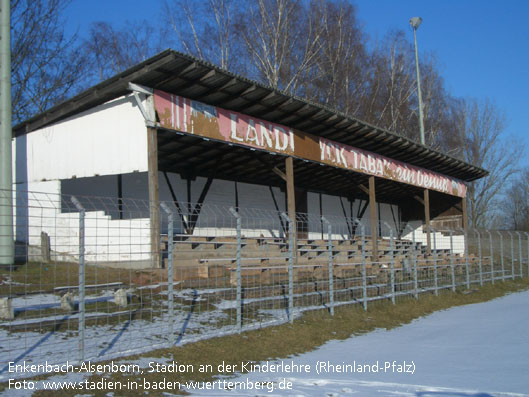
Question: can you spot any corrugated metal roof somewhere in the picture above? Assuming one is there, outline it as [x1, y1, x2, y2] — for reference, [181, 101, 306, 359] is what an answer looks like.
[13, 49, 488, 182]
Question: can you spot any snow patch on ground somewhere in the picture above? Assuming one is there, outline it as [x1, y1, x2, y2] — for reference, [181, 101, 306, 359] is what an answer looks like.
[189, 290, 529, 396]
[0, 286, 290, 380]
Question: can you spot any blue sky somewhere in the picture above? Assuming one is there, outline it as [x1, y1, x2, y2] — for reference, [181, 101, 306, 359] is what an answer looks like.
[354, 0, 529, 166]
[65, 0, 529, 166]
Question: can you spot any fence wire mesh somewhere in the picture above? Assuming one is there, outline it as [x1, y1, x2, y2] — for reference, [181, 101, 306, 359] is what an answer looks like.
[0, 189, 528, 379]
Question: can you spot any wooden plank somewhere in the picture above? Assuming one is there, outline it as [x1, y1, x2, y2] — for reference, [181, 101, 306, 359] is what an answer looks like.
[148, 127, 161, 268]
[286, 156, 297, 257]
[369, 176, 378, 261]
[424, 189, 431, 254]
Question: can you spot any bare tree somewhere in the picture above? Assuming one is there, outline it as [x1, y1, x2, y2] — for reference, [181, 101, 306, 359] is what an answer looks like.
[359, 30, 416, 137]
[419, 54, 462, 154]
[233, 0, 324, 92]
[11, 0, 87, 123]
[160, 0, 459, 156]
[347, 29, 461, 156]
[83, 21, 163, 82]
[304, 0, 368, 115]
[501, 169, 529, 230]
[163, 0, 238, 70]
[456, 98, 522, 228]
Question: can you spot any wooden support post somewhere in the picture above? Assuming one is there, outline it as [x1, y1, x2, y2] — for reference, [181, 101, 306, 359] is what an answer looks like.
[461, 197, 468, 232]
[424, 189, 431, 255]
[147, 127, 161, 268]
[369, 176, 378, 261]
[462, 197, 468, 255]
[285, 157, 297, 255]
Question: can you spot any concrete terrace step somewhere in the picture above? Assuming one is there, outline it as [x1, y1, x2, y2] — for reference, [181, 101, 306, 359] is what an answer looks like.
[160, 233, 436, 265]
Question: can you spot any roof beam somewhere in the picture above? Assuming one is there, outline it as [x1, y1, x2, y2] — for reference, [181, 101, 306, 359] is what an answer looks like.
[358, 184, 370, 195]
[199, 69, 216, 82]
[179, 62, 199, 76]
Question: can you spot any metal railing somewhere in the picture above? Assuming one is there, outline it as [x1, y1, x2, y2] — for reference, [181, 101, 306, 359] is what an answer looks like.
[0, 189, 528, 379]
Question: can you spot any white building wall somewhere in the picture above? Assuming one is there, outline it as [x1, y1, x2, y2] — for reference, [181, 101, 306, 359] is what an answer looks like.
[12, 94, 152, 264]
[15, 180, 151, 264]
[14, 94, 148, 185]
[402, 221, 465, 255]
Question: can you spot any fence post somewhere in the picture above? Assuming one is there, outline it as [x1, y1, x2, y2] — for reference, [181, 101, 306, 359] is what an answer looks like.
[431, 226, 438, 296]
[71, 196, 85, 363]
[322, 217, 334, 316]
[281, 212, 294, 324]
[161, 203, 175, 344]
[459, 227, 470, 289]
[383, 222, 395, 305]
[487, 231, 494, 284]
[476, 230, 483, 286]
[449, 230, 456, 292]
[405, 225, 418, 300]
[229, 207, 242, 332]
[525, 232, 529, 278]
[516, 231, 522, 278]
[507, 231, 514, 280]
[496, 232, 504, 282]
[354, 219, 367, 311]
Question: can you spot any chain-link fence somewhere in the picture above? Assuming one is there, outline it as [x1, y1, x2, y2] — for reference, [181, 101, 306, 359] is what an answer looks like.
[1, 189, 528, 379]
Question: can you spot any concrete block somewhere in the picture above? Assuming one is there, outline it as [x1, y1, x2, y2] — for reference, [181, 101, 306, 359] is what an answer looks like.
[41, 231, 51, 262]
[61, 292, 75, 312]
[0, 298, 14, 320]
[114, 288, 128, 308]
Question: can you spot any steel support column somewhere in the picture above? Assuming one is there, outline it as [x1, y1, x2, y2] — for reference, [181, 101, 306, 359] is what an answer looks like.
[0, 0, 13, 266]
[285, 157, 296, 257]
